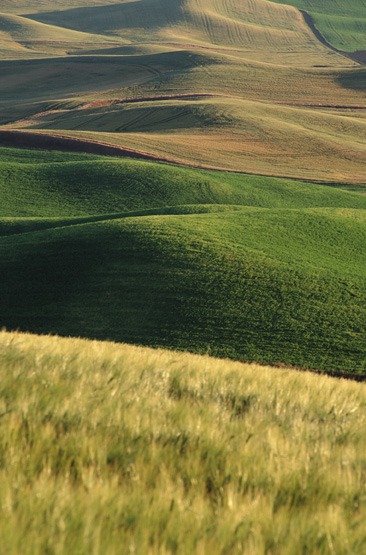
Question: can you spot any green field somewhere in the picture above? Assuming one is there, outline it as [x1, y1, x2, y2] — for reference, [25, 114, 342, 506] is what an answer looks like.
[270, 0, 366, 53]
[1, 147, 365, 375]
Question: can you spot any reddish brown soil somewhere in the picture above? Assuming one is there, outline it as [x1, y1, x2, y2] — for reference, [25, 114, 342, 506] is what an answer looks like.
[78, 93, 223, 110]
[0, 129, 175, 163]
[1, 128, 364, 187]
[274, 102, 366, 109]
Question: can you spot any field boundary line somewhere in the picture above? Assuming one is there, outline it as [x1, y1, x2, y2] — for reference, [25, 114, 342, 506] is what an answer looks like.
[1, 129, 365, 187]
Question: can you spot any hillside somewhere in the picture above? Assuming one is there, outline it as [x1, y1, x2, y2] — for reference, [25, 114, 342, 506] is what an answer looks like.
[0, 8, 121, 59]
[1, 330, 366, 554]
[0, 147, 365, 375]
[3, 94, 365, 183]
[0, 0, 364, 182]
[270, 0, 366, 54]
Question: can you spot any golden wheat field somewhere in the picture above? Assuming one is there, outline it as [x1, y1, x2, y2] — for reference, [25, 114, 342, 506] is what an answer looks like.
[1, 330, 366, 554]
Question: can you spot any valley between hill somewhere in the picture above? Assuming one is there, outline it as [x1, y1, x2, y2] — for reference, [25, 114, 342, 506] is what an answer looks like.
[1, 147, 365, 375]
[0, 1, 364, 373]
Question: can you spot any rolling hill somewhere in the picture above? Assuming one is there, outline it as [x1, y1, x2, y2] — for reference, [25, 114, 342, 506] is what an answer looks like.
[1, 3, 365, 551]
[0, 11, 121, 59]
[0, 147, 365, 375]
[21, 0, 365, 60]
[270, 0, 366, 54]
[0, 1, 364, 373]
[0, 0, 364, 182]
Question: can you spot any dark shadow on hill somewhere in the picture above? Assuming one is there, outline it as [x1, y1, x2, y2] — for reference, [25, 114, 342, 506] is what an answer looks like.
[0, 220, 365, 375]
[0, 130, 173, 163]
[0, 50, 211, 106]
[337, 69, 366, 91]
[349, 51, 366, 64]
[24, 0, 186, 36]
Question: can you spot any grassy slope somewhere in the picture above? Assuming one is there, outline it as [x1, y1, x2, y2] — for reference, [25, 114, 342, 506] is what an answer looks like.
[11, 96, 364, 183]
[1, 60, 363, 183]
[0, 147, 365, 374]
[2, 148, 366, 217]
[3, 97, 365, 182]
[270, 0, 366, 52]
[2, 0, 347, 66]
[0, 0, 122, 13]
[1, 330, 366, 554]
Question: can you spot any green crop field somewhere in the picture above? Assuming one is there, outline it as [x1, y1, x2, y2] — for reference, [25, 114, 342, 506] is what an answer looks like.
[1, 331, 366, 554]
[0, 147, 365, 375]
[270, 0, 366, 53]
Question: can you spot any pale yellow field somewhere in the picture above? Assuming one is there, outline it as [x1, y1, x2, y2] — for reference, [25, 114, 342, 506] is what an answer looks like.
[1, 330, 366, 554]
[13, 0, 356, 66]
[0, 12, 120, 58]
[14, 92, 365, 182]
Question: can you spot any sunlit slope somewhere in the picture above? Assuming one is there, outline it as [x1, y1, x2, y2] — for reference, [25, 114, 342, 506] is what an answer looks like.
[0, 211, 365, 373]
[0, 333, 365, 555]
[24, 0, 352, 65]
[0, 1, 364, 182]
[16, 95, 366, 182]
[0, 52, 363, 181]
[0, 51, 206, 124]
[1, 0, 122, 13]
[0, 12, 116, 58]
[1, 51, 363, 117]
[270, 0, 366, 53]
[2, 147, 366, 217]
[1, 330, 366, 554]
[1, 148, 365, 374]
[25, 97, 366, 137]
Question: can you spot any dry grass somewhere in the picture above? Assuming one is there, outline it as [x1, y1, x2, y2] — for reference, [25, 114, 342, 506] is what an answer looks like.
[0, 12, 119, 58]
[22, 0, 355, 66]
[1, 330, 366, 554]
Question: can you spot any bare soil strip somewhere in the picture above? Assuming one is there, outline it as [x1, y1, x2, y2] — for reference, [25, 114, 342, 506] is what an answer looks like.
[274, 102, 366, 109]
[79, 95, 366, 110]
[78, 93, 223, 110]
